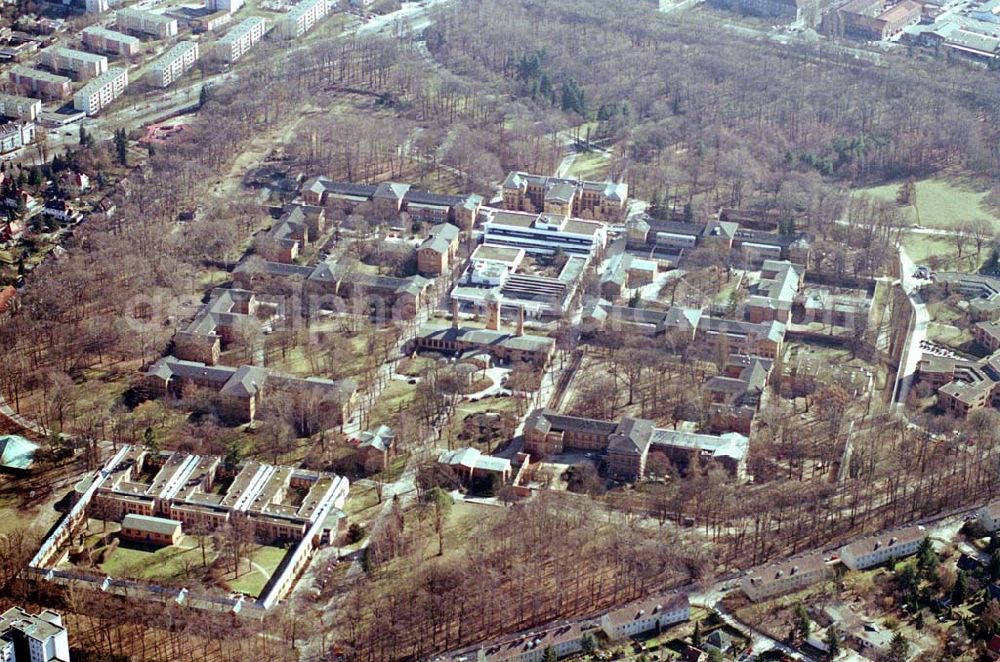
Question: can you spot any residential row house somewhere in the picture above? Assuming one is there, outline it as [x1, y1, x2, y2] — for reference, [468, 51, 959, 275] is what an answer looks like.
[38, 46, 108, 81]
[116, 8, 178, 38]
[213, 17, 267, 63]
[0, 93, 41, 121]
[145, 41, 199, 88]
[9, 66, 71, 100]
[81, 26, 142, 57]
[838, 526, 924, 571]
[72, 67, 128, 116]
[741, 552, 831, 601]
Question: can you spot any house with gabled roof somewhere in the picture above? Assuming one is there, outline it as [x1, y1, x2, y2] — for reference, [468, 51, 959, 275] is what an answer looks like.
[600, 592, 690, 640]
[417, 222, 460, 276]
[501, 171, 629, 221]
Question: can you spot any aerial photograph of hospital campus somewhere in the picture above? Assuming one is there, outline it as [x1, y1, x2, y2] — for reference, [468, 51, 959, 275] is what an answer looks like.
[0, 0, 997, 659]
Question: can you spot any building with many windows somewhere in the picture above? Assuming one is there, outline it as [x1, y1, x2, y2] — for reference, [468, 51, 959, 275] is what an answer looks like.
[0, 93, 40, 121]
[86, 0, 109, 13]
[73, 67, 128, 116]
[95, 447, 350, 544]
[480, 209, 607, 257]
[276, 0, 330, 39]
[0, 122, 34, 154]
[523, 409, 749, 480]
[741, 552, 831, 601]
[600, 593, 690, 640]
[9, 66, 71, 100]
[501, 171, 629, 221]
[839, 527, 924, 570]
[208, 0, 244, 12]
[116, 8, 179, 38]
[82, 25, 142, 57]
[145, 41, 199, 88]
[38, 46, 108, 80]
[0, 607, 70, 662]
[213, 17, 267, 62]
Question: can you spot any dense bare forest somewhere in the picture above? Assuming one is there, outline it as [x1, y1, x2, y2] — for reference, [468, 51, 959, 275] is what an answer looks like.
[424, 0, 1000, 198]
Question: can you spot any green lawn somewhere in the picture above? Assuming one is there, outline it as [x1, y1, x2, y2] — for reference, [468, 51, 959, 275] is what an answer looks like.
[900, 232, 980, 272]
[99, 536, 207, 582]
[567, 151, 610, 181]
[226, 544, 288, 597]
[367, 380, 418, 427]
[861, 178, 1000, 231]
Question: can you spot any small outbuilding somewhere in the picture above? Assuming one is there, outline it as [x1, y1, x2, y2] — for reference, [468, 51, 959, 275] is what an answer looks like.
[0, 435, 39, 472]
[120, 514, 182, 546]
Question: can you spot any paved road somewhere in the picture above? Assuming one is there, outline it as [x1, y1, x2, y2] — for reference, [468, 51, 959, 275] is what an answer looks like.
[891, 245, 930, 410]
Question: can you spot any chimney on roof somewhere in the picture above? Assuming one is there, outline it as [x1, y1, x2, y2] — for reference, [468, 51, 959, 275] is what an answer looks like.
[486, 296, 501, 331]
[516, 304, 525, 337]
[452, 298, 459, 329]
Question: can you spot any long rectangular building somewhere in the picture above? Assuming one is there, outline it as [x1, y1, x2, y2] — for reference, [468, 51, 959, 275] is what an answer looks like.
[81, 25, 142, 57]
[0, 93, 41, 121]
[214, 17, 267, 63]
[73, 67, 129, 116]
[116, 8, 179, 38]
[481, 208, 607, 256]
[276, 0, 329, 39]
[38, 46, 108, 80]
[8, 66, 71, 100]
[146, 41, 199, 88]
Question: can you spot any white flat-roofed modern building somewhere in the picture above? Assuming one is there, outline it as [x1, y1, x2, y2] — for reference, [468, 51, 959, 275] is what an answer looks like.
[82, 26, 142, 57]
[73, 67, 128, 116]
[0, 606, 70, 662]
[276, 0, 329, 39]
[213, 17, 267, 63]
[146, 41, 199, 88]
[9, 66, 71, 100]
[0, 122, 35, 154]
[208, 0, 244, 12]
[38, 46, 108, 80]
[116, 8, 179, 38]
[480, 208, 607, 256]
[0, 93, 41, 122]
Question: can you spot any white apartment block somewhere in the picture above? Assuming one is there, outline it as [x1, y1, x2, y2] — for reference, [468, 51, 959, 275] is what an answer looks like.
[0, 93, 41, 121]
[85, 0, 109, 13]
[82, 26, 142, 57]
[276, 0, 329, 39]
[38, 46, 108, 80]
[9, 66, 72, 100]
[73, 67, 129, 116]
[214, 17, 266, 63]
[600, 594, 690, 641]
[839, 527, 924, 571]
[0, 607, 70, 662]
[116, 8, 179, 38]
[208, 0, 244, 13]
[0, 122, 35, 154]
[146, 41, 199, 88]
[481, 209, 607, 256]
[741, 552, 831, 602]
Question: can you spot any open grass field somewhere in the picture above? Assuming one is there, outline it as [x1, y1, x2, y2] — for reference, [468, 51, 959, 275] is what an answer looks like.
[99, 536, 207, 583]
[226, 544, 288, 597]
[861, 178, 1000, 231]
[367, 379, 418, 427]
[566, 151, 610, 181]
[900, 232, 980, 272]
